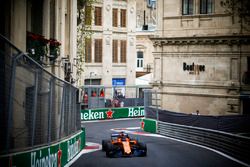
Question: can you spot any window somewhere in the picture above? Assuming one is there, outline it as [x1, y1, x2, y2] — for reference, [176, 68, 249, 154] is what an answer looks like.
[85, 38, 92, 63]
[85, 6, 92, 25]
[120, 40, 127, 63]
[182, 0, 193, 15]
[120, 9, 127, 27]
[94, 7, 102, 26]
[200, 0, 213, 14]
[94, 39, 102, 62]
[113, 40, 118, 63]
[85, 79, 101, 85]
[113, 9, 118, 27]
[137, 51, 144, 68]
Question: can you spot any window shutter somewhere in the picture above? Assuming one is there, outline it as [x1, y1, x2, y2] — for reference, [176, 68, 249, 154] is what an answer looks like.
[95, 7, 102, 26]
[95, 39, 102, 63]
[120, 40, 127, 63]
[85, 38, 92, 63]
[113, 40, 118, 63]
[120, 9, 126, 27]
[113, 9, 118, 27]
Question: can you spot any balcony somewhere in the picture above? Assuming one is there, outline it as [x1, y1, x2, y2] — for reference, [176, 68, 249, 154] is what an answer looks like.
[26, 31, 61, 65]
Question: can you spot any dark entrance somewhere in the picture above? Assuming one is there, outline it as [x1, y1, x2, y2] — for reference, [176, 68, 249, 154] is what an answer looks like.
[243, 98, 250, 115]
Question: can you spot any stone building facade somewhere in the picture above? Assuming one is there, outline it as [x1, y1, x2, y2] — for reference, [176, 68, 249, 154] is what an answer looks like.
[1, 0, 78, 82]
[136, 0, 156, 79]
[83, 0, 136, 97]
[0, 0, 78, 149]
[151, 0, 250, 115]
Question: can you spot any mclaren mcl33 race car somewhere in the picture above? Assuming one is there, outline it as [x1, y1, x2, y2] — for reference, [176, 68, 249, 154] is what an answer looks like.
[102, 132, 147, 158]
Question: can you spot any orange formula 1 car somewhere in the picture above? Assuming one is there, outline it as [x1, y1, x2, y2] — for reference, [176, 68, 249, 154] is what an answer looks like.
[102, 132, 147, 158]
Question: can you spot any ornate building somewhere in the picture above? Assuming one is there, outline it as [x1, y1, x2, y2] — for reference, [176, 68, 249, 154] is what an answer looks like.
[83, 0, 136, 97]
[151, 0, 250, 115]
[136, 0, 156, 79]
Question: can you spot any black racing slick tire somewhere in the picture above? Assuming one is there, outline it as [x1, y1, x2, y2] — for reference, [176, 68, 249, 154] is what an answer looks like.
[102, 140, 110, 151]
[106, 143, 115, 157]
[106, 143, 122, 158]
[138, 142, 147, 156]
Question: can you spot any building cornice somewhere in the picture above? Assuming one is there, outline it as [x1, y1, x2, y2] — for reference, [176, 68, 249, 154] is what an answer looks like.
[163, 13, 231, 20]
[150, 35, 250, 47]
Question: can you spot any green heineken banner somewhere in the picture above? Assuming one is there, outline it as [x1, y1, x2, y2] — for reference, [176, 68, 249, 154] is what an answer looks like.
[81, 107, 144, 121]
[141, 118, 157, 133]
[0, 128, 85, 167]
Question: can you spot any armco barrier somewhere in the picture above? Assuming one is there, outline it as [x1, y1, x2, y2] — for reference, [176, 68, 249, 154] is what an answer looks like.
[141, 118, 157, 133]
[81, 107, 144, 121]
[157, 121, 250, 165]
[0, 128, 85, 167]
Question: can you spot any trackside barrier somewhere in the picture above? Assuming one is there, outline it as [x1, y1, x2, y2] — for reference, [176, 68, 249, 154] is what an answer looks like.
[81, 107, 144, 121]
[0, 35, 84, 167]
[157, 121, 250, 165]
[0, 128, 85, 167]
[143, 86, 250, 165]
[140, 118, 157, 133]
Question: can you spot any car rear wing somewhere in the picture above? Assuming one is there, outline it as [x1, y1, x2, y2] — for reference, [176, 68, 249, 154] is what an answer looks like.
[111, 133, 128, 138]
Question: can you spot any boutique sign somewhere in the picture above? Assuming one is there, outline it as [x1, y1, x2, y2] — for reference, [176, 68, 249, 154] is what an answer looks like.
[183, 62, 205, 75]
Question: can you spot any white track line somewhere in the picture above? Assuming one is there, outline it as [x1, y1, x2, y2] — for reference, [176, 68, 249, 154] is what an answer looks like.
[66, 142, 102, 167]
[81, 118, 141, 123]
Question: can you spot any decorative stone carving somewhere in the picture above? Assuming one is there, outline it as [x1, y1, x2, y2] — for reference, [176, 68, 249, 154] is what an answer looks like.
[106, 4, 111, 11]
[130, 7, 134, 14]
[106, 36, 110, 45]
[151, 36, 250, 46]
[130, 37, 134, 46]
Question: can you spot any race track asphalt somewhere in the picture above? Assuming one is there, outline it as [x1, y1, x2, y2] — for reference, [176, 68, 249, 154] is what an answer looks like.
[71, 119, 244, 167]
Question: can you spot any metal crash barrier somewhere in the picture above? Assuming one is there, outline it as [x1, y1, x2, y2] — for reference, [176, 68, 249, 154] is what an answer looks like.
[157, 121, 250, 165]
[143, 90, 250, 166]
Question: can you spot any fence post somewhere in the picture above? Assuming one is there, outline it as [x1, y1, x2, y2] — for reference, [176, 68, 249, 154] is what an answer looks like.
[47, 78, 54, 144]
[156, 91, 159, 121]
[144, 90, 148, 118]
[31, 70, 39, 147]
[59, 84, 66, 138]
[6, 57, 17, 152]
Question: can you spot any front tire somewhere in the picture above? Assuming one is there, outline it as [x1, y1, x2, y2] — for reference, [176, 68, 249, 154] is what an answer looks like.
[102, 140, 110, 151]
[106, 143, 122, 158]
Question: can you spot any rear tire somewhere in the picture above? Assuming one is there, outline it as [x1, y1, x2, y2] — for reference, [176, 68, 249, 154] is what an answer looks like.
[138, 142, 147, 156]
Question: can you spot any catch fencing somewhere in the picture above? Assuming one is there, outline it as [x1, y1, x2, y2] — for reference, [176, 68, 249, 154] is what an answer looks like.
[0, 35, 81, 154]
